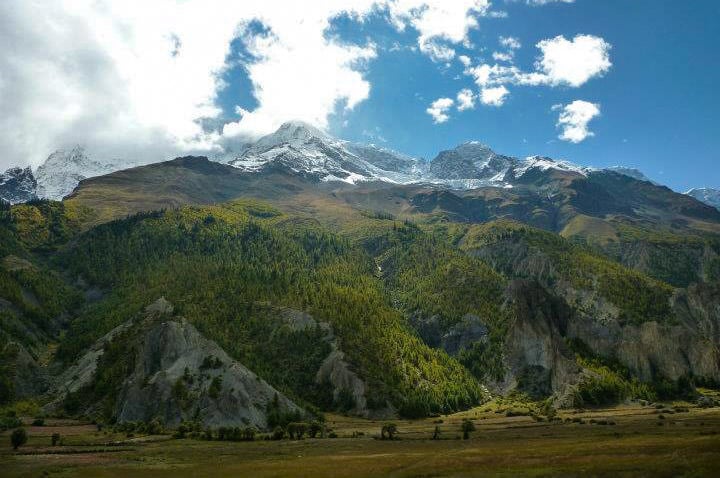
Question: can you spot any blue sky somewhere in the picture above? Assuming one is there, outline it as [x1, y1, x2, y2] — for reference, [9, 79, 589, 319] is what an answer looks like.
[2, 1, 718, 192]
[219, 1, 720, 191]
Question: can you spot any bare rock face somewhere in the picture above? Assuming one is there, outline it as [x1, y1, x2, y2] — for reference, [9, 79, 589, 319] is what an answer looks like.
[501, 280, 581, 402]
[48, 298, 301, 428]
[116, 317, 299, 428]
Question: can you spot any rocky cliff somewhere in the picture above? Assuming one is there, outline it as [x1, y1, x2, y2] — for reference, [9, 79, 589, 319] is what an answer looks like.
[48, 299, 302, 428]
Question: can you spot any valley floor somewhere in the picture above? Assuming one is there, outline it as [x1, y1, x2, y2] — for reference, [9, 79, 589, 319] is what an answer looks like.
[2, 403, 720, 477]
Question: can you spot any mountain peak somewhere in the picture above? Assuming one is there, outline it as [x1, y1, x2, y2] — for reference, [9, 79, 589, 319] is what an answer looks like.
[264, 121, 332, 144]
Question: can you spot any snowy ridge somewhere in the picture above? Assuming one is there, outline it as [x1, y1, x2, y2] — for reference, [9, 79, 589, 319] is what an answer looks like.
[686, 188, 720, 211]
[226, 122, 625, 190]
[2, 121, 677, 205]
[34, 146, 141, 200]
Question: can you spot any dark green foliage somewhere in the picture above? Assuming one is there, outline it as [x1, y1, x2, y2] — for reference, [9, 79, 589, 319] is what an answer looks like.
[216, 426, 257, 441]
[266, 393, 303, 429]
[461, 418, 476, 439]
[10, 427, 27, 450]
[308, 421, 323, 438]
[63, 328, 137, 419]
[573, 357, 655, 406]
[0, 415, 22, 432]
[200, 355, 222, 370]
[287, 422, 308, 439]
[55, 204, 484, 417]
[208, 376, 222, 399]
[461, 220, 675, 326]
[271, 426, 285, 440]
[380, 423, 397, 440]
[371, 224, 509, 385]
[51, 433, 61, 446]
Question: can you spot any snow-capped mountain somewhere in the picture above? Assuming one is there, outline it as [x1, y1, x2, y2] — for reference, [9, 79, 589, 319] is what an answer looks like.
[0, 167, 37, 204]
[227, 122, 595, 189]
[229, 121, 423, 184]
[1, 122, 705, 206]
[686, 188, 720, 211]
[35, 146, 131, 200]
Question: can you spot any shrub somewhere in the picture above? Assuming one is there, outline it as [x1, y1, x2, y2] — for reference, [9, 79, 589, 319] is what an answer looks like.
[51, 433, 61, 446]
[0, 415, 22, 431]
[309, 421, 323, 438]
[11, 428, 27, 450]
[146, 418, 163, 435]
[461, 419, 476, 440]
[271, 426, 285, 440]
[31, 418, 45, 426]
[287, 422, 308, 439]
[381, 423, 397, 440]
[208, 376, 222, 399]
[242, 427, 257, 441]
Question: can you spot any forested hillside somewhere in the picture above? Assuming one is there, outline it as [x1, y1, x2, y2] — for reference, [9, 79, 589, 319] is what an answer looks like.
[2, 156, 720, 426]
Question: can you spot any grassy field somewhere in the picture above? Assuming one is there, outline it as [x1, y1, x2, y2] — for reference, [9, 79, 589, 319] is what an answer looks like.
[2, 402, 720, 477]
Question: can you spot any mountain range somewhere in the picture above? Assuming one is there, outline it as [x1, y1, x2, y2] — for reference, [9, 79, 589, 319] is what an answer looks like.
[3, 121, 717, 211]
[1, 121, 720, 429]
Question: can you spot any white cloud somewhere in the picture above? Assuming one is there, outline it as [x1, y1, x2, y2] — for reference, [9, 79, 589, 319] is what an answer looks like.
[221, 3, 378, 140]
[499, 36, 521, 50]
[426, 97, 454, 123]
[456, 88, 476, 111]
[387, 0, 491, 61]
[458, 55, 472, 67]
[532, 35, 612, 87]
[461, 34, 612, 109]
[465, 63, 521, 87]
[480, 86, 509, 106]
[492, 51, 514, 62]
[0, 0, 515, 169]
[553, 100, 600, 143]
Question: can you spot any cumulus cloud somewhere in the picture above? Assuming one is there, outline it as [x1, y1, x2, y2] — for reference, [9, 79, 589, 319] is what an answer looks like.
[465, 35, 611, 90]
[387, 0, 491, 61]
[459, 34, 611, 110]
[480, 86, 510, 106]
[456, 89, 476, 111]
[426, 97, 454, 123]
[553, 100, 601, 143]
[532, 35, 612, 87]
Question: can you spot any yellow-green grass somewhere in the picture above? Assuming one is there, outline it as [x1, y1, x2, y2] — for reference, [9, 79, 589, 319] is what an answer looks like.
[560, 214, 619, 245]
[2, 404, 720, 477]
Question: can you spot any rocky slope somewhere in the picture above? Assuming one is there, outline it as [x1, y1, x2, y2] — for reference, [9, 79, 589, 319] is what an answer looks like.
[48, 299, 301, 428]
